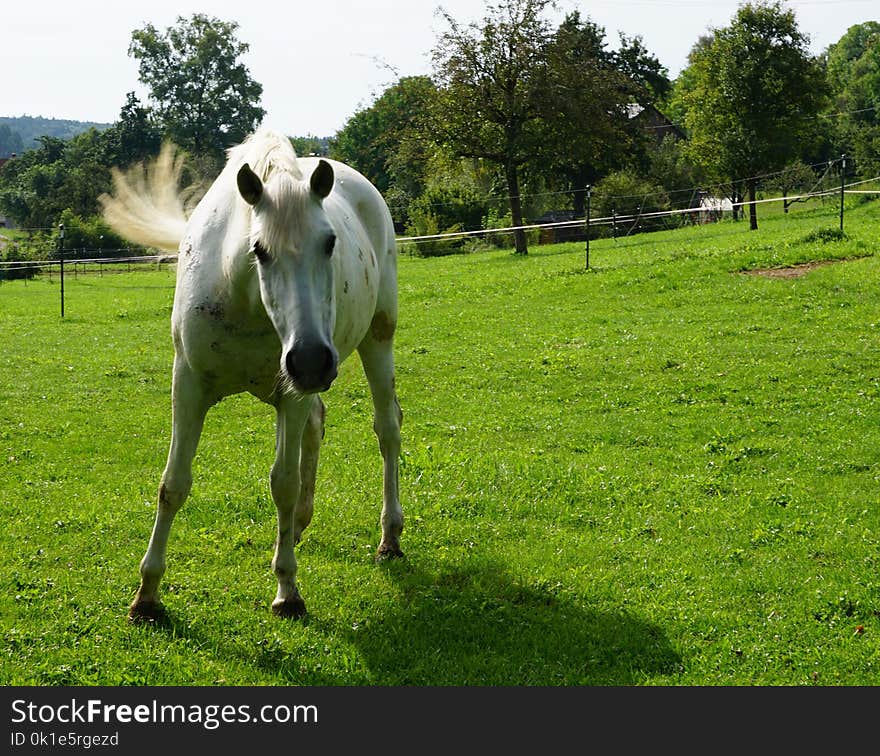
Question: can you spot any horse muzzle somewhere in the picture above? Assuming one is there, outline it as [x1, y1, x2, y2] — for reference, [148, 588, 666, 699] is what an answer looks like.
[284, 339, 338, 394]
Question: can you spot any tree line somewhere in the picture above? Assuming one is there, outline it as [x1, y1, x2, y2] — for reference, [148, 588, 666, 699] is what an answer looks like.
[1, 0, 878, 261]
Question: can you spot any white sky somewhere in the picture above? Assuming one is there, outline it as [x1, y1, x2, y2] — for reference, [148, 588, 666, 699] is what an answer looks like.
[3, 0, 877, 137]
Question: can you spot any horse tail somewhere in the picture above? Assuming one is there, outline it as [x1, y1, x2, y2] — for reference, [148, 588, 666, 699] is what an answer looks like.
[99, 142, 191, 253]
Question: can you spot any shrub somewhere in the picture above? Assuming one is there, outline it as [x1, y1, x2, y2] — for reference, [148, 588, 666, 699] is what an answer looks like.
[404, 183, 489, 257]
[481, 208, 539, 250]
[590, 171, 671, 237]
[57, 209, 133, 256]
[0, 248, 39, 281]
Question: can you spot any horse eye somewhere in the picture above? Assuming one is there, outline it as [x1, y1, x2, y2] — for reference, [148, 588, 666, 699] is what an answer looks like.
[324, 235, 336, 257]
[252, 241, 270, 264]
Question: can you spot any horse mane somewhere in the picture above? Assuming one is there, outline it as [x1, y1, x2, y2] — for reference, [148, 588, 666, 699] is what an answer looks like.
[227, 128, 303, 183]
[227, 129, 314, 260]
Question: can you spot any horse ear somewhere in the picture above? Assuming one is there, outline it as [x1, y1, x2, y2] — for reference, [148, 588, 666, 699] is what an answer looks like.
[237, 163, 263, 206]
[310, 159, 334, 199]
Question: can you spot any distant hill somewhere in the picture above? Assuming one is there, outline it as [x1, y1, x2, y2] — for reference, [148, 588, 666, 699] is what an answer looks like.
[0, 116, 112, 156]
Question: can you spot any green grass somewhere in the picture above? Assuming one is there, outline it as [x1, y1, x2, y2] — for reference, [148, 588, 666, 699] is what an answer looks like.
[2, 198, 880, 685]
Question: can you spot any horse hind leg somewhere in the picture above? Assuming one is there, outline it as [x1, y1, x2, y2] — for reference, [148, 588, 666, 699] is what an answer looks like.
[130, 360, 211, 622]
[294, 395, 325, 544]
[358, 335, 404, 560]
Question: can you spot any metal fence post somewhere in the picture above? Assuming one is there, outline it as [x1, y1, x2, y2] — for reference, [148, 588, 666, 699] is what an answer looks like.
[585, 185, 591, 269]
[58, 223, 65, 317]
[839, 154, 846, 232]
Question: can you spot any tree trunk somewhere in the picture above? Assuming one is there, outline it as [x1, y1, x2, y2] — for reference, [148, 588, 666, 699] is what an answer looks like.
[506, 160, 528, 255]
[748, 178, 758, 231]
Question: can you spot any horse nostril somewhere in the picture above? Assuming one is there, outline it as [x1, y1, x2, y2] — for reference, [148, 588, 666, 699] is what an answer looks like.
[285, 350, 298, 381]
[285, 341, 337, 391]
[321, 344, 337, 377]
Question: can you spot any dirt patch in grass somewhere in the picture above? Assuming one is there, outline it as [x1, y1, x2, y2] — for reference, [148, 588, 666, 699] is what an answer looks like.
[741, 258, 854, 279]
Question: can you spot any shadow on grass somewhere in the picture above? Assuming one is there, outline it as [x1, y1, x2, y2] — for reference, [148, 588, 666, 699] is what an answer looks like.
[134, 558, 681, 686]
[324, 559, 682, 685]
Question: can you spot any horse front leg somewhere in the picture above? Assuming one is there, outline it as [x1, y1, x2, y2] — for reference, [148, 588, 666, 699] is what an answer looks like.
[358, 338, 404, 560]
[130, 358, 211, 622]
[270, 394, 313, 618]
[294, 396, 325, 545]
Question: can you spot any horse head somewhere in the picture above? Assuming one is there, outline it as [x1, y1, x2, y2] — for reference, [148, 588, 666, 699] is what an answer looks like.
[237, 159, 339, 394]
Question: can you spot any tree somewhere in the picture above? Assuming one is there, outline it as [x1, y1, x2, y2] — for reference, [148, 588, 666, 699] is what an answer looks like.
[664, 35, 715, 129]
[614, 33, 672, 102]
[102, 92, 163, 168]
[824, 21, 880, 94]
[823, 23, 880, 176]
[0, 130, 118, 232]
[332, 75, 439, 227]
[129, 14, 265, 163]
[290, 135, 329, 157]
[431, 0, 555, 254]
[679, 1, 828, 230]
[539, 12, 642, 215]
[431, 2, 652, 253]
[0, 136, 69, 228]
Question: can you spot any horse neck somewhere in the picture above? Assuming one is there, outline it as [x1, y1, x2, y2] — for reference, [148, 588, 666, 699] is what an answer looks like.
[207, 189, 259, 309]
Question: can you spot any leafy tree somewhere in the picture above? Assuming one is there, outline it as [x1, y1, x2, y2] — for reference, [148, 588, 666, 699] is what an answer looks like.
[290, 135, 329, 157]
[679, 1, 828, 230]
[823, 23, 880, 176]
[0, 136, 69, 228]
[431, 2, 651, 252]
[824, 22, 880, 94]
[614, 33, 672, 102]
[0, 130, 116, 231]
[431, 0, 556, 254]
[332, 76, 438, 227]
[102, 92, 163, 167]
[663, 35, 715, 129]
[539, 12, 642, 215]
[129, 14, 265, 164]
[58, 129, 113, 219]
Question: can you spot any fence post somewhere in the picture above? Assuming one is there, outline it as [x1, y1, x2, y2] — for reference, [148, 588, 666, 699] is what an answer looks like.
[58, 223, 65, 318]
[839, 154, 846, 232]
[585, 185, 591, 270]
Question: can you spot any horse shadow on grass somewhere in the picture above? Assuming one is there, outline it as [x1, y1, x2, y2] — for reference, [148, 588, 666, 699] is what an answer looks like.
[138, 558, 681, 685]
[322, 558, 682, 685]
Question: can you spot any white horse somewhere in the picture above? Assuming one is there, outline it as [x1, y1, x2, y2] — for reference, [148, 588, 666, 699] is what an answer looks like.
[101, 128, 403, 620]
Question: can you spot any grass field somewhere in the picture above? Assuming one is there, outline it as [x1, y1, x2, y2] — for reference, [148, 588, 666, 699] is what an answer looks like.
[2, 197, 879, 686]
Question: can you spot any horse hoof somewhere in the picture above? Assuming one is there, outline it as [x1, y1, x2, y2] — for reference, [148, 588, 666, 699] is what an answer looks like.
[272, 597, 307, 619]
[128, 600, 166, 624]
[375, 544, 405, 562]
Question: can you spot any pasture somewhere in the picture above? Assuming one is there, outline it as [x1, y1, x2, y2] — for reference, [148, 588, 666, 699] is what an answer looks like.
[2, 199, 879, 685]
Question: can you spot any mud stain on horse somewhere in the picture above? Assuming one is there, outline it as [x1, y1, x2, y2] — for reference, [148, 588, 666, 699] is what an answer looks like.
[195, 301, 225, 320]
[370, 311, 396, 342]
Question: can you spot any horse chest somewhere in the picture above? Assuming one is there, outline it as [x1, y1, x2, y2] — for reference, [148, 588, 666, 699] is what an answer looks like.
[176, 298, 281, 398]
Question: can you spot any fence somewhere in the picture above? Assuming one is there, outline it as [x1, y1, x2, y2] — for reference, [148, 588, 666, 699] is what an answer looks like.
[0, 254, 176, 280]
[396, 176, 880, 251]
[1, 175, 878, 285]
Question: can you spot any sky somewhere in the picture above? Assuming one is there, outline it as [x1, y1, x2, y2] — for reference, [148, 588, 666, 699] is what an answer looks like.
[3, 0, 878, 137]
